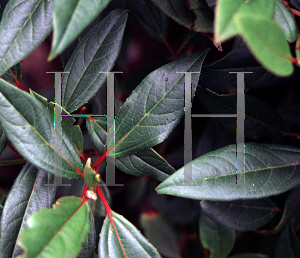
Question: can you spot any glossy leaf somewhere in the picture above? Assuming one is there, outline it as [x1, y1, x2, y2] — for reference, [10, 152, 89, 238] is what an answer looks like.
[201, 44, 300, 89]
[273, 186, 300, 233]
[200, 198, 279, 231]
[99, 211, 161, 258]
[84, 158, 100, 189]
[199, 209, 235, 258]
[122, 0, 167, 42]
[0, 163, 55, 258]
[197, 88, 290, 139]
[234, 15, 293, 76]
[140, 212, 180, 258]
[0, 128, 7, 155]
[61, 9, 128, 113]
[215, 0, 275, 43]
[0, 0, 53, 76]
[151, 0, 214, 33]
[87, 112, 176, 182]
[107, 50, 208, 158]
[274, 0, 297, 42]
[0, 79, 83, 178]
[17, 196, 90, 258]
[156, 143, 300, 201]
[275, 222, 300, 258]
[49, 0, 110, 60]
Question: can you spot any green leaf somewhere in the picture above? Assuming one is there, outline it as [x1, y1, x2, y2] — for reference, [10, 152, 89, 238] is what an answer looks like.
[197, 88, 290, 139]
[215, 0, 275, 43]
[275, 222, 300, 258]
[61, 9, 128, 113]
[0, 79, 83, 178]
[151, 0, 214, 33]
[0, 63, 22, 84]
[200, 198, 279, 231]
[17, 196, 90, 258]
[84, 158, 100, 189]
[99, 211, 162, 257]
[49, 0, 110, 60]
[0, 0, 53, 76]
[0, 128, 7, 155]
[107, 50, 208, 158]
[156, 143, 300, 201]
[229, 254, 269, 258]
[296, 36, 300, 59]
[140, 212, 180, 258]
[234, 15, 293, 77]
[122, 0, 167, 42]
[87, 117, 176, 182]
[0, 163, 55, 258]
[199, 209, 235, 258]
[274, 0, 297, 42]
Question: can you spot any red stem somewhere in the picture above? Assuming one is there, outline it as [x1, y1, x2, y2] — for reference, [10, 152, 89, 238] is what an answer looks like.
[92, 151, 107, 168]
[81, 184, 89, 199]
[9, 69, 23, 90]
[162, 37, 176, 60]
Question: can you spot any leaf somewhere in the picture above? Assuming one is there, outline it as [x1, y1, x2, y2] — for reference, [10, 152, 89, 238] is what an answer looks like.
[0, 128, 7, 155]
[199, 209, 235, 258]
[84, 158, 100, 189]
[201, 44, 300, 89]
[214, 0, 275, 43]
[122, 0, 167, 42]
[274, 222, 300, 258]
[107, 50, 208, 158]
[140, 212, 180, 258]
[274, 0, 297, 42]
[0, 0, 53, 76]
[151, 0, 214, 33]
[87, 115, 176, 182]
[234, 15, 293, 77]
[77, 210, 96, 258]
[200, 198, 279, 231]
[98, 211, 162, 258]
[16, 197, 90, 258]
[196, 88, 290, 139]
[0, 63, 22, 84]
[0, 79, 83, 178]
[49, 0, 110, 60]
[156, 143, 300, 201]
[273, 186, 300, 233]
[61, 9, 128, 113]
[0, 163, 55, 258]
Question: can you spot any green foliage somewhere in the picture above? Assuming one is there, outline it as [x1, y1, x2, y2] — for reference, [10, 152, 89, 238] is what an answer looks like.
[0, 0, 299, 257]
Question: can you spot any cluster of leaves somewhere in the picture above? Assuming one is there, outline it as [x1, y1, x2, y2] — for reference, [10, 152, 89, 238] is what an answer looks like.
[0, 0, 300, 258]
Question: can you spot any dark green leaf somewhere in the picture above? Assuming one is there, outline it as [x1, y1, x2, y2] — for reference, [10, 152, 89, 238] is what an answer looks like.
[0, 80, 83, 178]
[156, 143, 300, 201]
[0, 63, 21, 84]
[140, 212, 180, 258]
[107, 50, 208, 158]
[49, 0, 110, 60]
[197, 88, 290, 139]
[61, 9, 128, 113]
[122, 0, 167, 42]
[17, 197, 90, 258]
[275, 222, 300, 258]
[274, 0, 297, 42]
[273, 186, 300, 233]
[229, 254, 269, 258]
[0, 0, 53, 76]
[0, 163, 55, 258]
[87, 117, 176, 182]
[200, 198, 279, 231]
[151, 0, 214, 33]
[201, 44, 300, 89]
[199, 209, 235, 258]
[99, 211, 161, 257]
